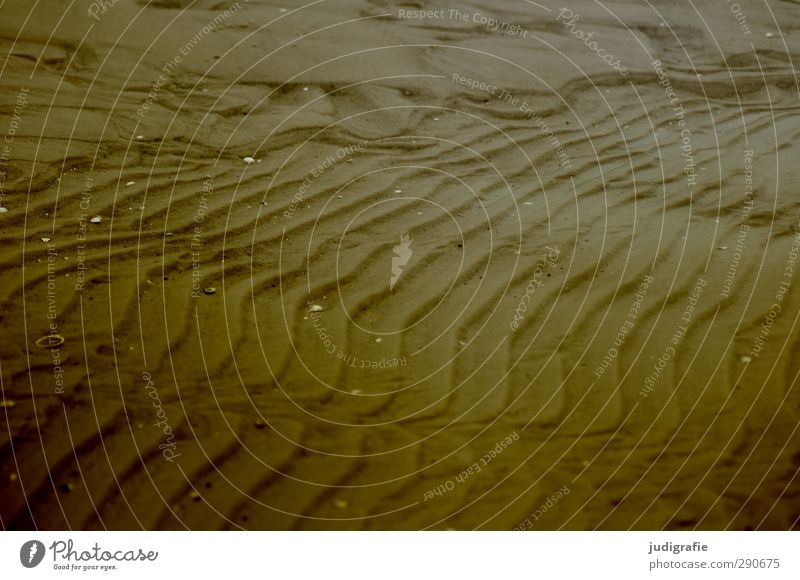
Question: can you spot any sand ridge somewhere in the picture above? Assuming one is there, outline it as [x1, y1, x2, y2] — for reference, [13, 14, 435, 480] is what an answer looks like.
[0, 0, 799, 530]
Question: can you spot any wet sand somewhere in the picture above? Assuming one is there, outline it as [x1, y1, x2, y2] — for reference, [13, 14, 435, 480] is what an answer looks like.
[1, 0, 799, 530]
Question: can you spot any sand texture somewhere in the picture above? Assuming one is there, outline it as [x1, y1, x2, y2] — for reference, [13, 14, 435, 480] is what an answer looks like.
[1, 0, 800, 530]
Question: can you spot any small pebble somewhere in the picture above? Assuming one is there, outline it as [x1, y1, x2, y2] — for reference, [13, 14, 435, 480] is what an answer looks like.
[189, 490, 201, 501]
[9, 472, 18, 482]
[350, 389, 362, 395]
[375, 338, 382, 343]
[60, 482, 74, 493]
[90, 216, 102, 224]
[718, 245, 728, 250]
[0, 207, 7, 213]
[203, 287, 216, 295]
[254, 419, 266, 429]
[243, 156, 256, 164]
[41, 237, 51, 243]
[765, 32, 775, 38]
[333, 499, 348, 509]
[740, 355, 752, 363]
[126, 181, 135, 186]
[309, 304, 324, 312]
[0, 399, 16, 408]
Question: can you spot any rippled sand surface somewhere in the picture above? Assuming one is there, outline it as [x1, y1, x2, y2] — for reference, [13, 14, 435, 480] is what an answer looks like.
[1, 0, 799, 530]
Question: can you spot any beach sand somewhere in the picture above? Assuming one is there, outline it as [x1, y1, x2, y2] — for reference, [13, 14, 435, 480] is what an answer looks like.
[1, 0, 799, 530]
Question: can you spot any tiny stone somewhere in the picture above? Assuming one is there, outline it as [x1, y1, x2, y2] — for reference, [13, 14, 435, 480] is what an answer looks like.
[243, 156, 256, 164]
[351, 389, 362, 395]
[254, 419, 266, 429]
[333, 499, 348, 509]
[718, 245, 728, 250]
[9, 472, 18, 482]
[41, 237, 51, 243]
[765, 32, 775, 38]
[189, 490, 201, 501]
[136, 135, 144, 139]
[90, 216, 102, 224]
[740, 356, 752, 363]
[203, 287, 217, 295]
[126, 181, 135, 186]
[0, 399, 16, 408]
[0, 207, 7, 213]
[60, 482, 74, 493]
[308, 304, 324, 312]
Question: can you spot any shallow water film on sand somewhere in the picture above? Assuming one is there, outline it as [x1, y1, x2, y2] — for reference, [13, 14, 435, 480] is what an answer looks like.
[0, 0, 799, 531]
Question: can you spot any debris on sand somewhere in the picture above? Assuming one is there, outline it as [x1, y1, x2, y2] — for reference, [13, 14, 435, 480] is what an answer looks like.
[308, 304, 324, 312]
[90, 216, 102, 224]
[203, 287, 217, 295]
[243, 156, 256, 164]
[35, 334, 65, 348]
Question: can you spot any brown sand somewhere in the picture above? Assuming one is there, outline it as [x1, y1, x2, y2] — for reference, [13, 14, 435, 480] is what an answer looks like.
[0, 0, 799, 530]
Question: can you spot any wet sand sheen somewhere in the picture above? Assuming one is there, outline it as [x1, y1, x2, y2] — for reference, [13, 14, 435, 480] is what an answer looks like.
[0, 0, 799, 530]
